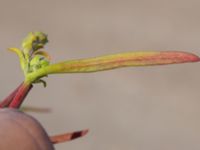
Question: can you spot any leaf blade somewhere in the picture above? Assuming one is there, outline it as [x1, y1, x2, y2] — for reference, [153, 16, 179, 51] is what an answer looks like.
[44, 51, 200, 74]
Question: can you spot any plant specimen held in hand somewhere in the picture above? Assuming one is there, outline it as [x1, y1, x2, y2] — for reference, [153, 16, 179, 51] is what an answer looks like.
[0, 32, 199, 149]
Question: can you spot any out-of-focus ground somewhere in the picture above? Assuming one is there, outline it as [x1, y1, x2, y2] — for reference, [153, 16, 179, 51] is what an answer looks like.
[0, 0, 200, 150]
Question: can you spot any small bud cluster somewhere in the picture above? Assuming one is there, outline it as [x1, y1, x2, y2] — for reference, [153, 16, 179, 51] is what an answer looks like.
[22, 32, 48, 54]
[21, 32, 50, 74]
[29, 55, 49, 72]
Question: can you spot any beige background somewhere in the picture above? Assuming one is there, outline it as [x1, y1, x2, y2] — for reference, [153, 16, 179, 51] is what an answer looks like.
[0, 0, 200, 150]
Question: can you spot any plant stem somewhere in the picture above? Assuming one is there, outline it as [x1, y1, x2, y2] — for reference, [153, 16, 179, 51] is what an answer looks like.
[9, 81, 33, 108]
[0, 83, 23, 108]
[50, 129, 88, 144]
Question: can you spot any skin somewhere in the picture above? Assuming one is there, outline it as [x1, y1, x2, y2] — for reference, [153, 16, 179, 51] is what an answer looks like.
[0, 108, 54, 150]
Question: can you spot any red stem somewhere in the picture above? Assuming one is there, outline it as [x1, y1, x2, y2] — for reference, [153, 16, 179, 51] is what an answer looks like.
[9, 82, 33, 108]
[50, 129, 89, 144]
[0, 83, 23, 108]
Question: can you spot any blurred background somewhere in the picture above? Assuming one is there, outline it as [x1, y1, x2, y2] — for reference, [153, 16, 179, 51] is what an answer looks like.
[0, 0, 200, 149]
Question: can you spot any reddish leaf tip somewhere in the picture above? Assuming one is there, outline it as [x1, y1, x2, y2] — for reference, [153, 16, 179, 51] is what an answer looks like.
[162, 51, 200, 63]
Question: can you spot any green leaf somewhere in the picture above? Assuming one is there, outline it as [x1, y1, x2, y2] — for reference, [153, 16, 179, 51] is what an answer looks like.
[26, 51, 199, 83]
[45, 51, 200, 73]
[8, 48, 27, 72]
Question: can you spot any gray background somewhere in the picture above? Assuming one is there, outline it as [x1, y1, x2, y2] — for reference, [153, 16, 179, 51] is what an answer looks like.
[0, 0, 200, 150]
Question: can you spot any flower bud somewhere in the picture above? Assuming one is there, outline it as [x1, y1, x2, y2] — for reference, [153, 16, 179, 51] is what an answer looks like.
[30, 55, 49, 72]
[22, 32, 48, 54]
